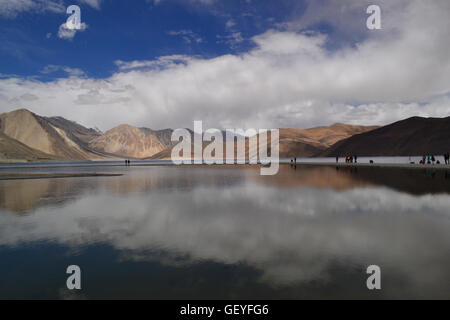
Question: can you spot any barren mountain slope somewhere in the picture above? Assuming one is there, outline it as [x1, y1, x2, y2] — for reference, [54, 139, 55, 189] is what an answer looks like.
[89, 124, 165, 158]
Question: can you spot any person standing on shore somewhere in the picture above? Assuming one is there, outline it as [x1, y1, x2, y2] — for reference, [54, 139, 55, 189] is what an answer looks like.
[336, 156, 339, 163]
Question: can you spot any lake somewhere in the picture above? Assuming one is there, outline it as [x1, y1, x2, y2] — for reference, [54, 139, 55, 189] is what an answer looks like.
[0, 164, 449, 299]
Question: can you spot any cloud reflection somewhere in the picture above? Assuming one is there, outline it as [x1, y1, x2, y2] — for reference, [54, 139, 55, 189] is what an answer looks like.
[0, 167, 449, 298]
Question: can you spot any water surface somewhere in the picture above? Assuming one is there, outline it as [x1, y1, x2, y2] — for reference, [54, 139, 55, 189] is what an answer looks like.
[0, 165, 449, 299]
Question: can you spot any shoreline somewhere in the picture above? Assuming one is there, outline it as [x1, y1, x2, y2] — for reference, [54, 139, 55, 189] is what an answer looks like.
[291, 162, 450, 170]
[0, 161, 449, 171]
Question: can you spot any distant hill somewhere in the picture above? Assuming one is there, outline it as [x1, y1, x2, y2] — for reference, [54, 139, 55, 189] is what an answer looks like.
[149, 124, 377, 160]
[323, 116, 450, 157]
[297, 123, 379, 148]
[88, 124, 166, 158]
[0, 131, 61, 162]
[278, 124, 378, 157]
[0, 109, 108, 160]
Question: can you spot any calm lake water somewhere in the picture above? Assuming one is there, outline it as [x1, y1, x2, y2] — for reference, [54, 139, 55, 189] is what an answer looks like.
[0, 164, 449, 299]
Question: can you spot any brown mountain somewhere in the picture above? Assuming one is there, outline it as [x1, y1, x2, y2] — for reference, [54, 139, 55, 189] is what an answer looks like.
[88, 124, 166, 158]
[149, 124, 377, 160]
[0, 131, 61, 162]
[139, 128, 174, 149]
[45, 116, 102, 146]
[278, 124, 378, 157]
[323, 116, 450, 157]
[299, 123, 379, 148]
[0, 109, 108, 160]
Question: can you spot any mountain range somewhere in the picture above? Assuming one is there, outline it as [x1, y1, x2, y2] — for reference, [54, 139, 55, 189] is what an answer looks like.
[0, 108, 448, 162]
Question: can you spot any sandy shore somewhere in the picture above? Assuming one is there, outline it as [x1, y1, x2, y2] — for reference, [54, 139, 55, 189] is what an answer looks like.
[0, 172, 123, 180]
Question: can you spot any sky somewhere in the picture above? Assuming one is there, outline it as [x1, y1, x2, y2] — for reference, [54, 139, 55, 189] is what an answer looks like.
[0, 0, 449, 131]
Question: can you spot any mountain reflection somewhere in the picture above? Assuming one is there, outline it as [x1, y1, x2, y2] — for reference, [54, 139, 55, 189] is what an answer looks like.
[1, 165, 448, 214]
[0, 165, 449, 298]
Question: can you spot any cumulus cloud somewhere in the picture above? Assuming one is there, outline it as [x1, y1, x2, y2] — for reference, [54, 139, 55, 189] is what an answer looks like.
[0, 0, 449, 131]
[19, 93, 39, 101]
[57, 21, 88, 40]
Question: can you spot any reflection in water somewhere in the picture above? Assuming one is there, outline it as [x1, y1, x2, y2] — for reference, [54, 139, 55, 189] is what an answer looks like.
[0, 165, 449, 299]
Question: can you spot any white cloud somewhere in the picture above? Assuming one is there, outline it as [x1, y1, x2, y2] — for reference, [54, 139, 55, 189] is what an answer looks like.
[77, 0, 102, 9]
[220, 18, 245, 49]
[41, 65, 86, 77]
[167, 30, 204, 44]
[0, 0, 102, 18]
[19, 93, 38, 101]
[225, 19, 236, 29]
[216, 31, 244, 48]
[0, 0, 65, 17]
[0, 0, 449, 131]
[115, 55, 192, 71]
[57, 22, 88, 40]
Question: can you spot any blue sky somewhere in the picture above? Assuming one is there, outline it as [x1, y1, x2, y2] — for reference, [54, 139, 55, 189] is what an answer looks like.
[0, 0, 313, 79]
[0, 0, 449, 131]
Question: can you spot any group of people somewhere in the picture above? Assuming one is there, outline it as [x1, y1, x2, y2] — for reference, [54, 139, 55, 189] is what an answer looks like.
[419, 154, 449, 164]
[419, 154, 450, 165]
[124, 159, 131, 166]
[335, 156, 357, 163]
[420, 155, 436, 164]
